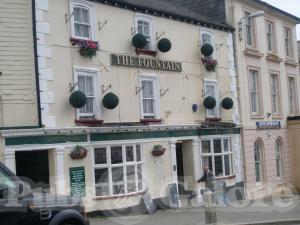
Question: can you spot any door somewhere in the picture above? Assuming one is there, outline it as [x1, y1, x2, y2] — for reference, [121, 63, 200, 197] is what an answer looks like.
[176, 143, 185, 194]
[15, 150, 50, 192]
[0, 166, 24, 225]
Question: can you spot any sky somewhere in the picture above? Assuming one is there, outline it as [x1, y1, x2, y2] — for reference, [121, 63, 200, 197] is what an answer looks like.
[262, 0, 300, 40]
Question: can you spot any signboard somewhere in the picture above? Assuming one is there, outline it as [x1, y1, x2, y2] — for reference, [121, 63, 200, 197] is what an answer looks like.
[70, 167, 86, 198]
[142, 192, 156, 214]
[168, 183, 180, 208]
[256, 121, 281, 130]
[111, 54, 182, 72]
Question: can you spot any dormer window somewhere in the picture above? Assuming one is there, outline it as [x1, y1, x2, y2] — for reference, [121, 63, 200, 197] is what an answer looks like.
[70, 0, 94, 40]
[135, 15, 154, 50]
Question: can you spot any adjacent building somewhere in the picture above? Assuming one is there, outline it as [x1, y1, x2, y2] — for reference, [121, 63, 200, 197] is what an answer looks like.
[0, 0, 243, 212]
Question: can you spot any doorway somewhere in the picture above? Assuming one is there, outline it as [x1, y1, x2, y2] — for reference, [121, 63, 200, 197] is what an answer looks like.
[176, 142, 185, 194]
[15, 150, 50, 192]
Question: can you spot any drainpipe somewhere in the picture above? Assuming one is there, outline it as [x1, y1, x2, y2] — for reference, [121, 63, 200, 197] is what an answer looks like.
[32, 0, 43, 128]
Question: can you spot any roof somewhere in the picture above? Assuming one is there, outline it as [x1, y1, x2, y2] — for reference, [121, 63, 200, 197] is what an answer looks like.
[92, 0, 234, 31]
[250, 0, 300, 23]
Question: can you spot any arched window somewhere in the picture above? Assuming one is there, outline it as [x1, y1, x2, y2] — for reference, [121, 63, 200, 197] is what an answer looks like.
[275, 138, 284, 179]
[254, 140, 264, 183]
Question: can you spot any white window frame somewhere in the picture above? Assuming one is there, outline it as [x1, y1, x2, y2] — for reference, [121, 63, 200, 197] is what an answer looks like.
[284, 26, 294, 58]
[288, 75, 298, 116]
[92, 143, 145, 197]
[200, 29, 215, 58]
[74, 67, 101, 120]
[70, 0, 95, 40]
[134, 14, 155, 50]
[266, 20, 276, 53]
[275, 138, 284, 180]
[244, 11, 256, 48]
[139, 74, 160, 119]
[204, 80, 219, 118]
[248, 69, 261, 115]
[200, 137, 234, 178]
[254, 140, 264, 186]
[270, 73, 281, 115]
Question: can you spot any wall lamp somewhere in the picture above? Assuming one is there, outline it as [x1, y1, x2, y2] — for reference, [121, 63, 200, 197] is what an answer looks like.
[238, 11, 265, 41]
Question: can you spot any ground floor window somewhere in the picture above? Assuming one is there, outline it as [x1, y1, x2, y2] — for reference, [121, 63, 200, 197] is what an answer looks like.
[275, 138, 284, 179]
[93, 144, 144, 197]
[201, 138, 234, 178]
[254, 140, 264, 183]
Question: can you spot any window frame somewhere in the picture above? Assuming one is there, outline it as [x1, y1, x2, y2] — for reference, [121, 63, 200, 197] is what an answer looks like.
[139, 74, 160, 119]
[287, 75, 298, 116]
[265, 19, 277, 54]
[70, 0, 95, 40]
[283, 25, 294, 59]
[92, 143, 145, 197]
[254, 140, 264, 186]
[200, 29, 215, 58]
[269, 72, 282, 116]
[74, 67, 101, 120]
[244, 10, 257, 49]
[200, 137, 234, 178]
[204, 80, 219, 118]
[134, 14, 154, 50]
[248, 68, 262, 116]
[275, 138, 284, 180]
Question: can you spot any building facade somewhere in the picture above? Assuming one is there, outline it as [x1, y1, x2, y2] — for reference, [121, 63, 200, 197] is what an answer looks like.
[226, 0, 300, 198]
[0, 0, 243, 212]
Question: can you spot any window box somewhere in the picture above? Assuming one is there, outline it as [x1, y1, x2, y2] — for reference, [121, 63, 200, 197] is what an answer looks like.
[135, 48, 157, 57]
[75, 119, 104, 127]
[151, 145, 166, 157]
[71, 38, 99, 58]
[201, 57, 218, 72]
[140, 118, 162, 125]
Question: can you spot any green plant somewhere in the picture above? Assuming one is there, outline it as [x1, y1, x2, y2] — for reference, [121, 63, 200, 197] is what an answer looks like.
[222, 97, 234, 110]
[102, 92, 119, 110]
[203, 96, 216, 109]
[201, 43, 214, 56]
[132, 33, 148, 49]
[69, 91, 87, 108]
[157, 38, 172, 52]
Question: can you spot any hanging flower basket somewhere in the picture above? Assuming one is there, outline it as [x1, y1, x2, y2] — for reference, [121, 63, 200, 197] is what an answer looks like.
[69, 90, 87, 108]
[70, 145, 88, 160]
[132, 33, 148, 49]
[201, 57, 218, 72]
[70, 38, 99, 58]
[157, 38, 172, 52]
[102, 92, 119, 110]
[221, 97, 234, 110]
[152, 145, 166, 157]
[201, 43, 214, 56]
[203, 96, 216, 109]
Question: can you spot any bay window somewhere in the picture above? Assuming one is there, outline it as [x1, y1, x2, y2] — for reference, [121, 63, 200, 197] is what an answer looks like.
[201, 138, 234, 178]
[94, 144, 144, 197]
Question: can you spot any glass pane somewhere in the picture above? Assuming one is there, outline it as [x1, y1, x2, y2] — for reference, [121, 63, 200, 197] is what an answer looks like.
[126, 166, 136, 193]
[78, 76, 85, 92]
[94, 168, 108, 183]
[94, 148, 107, 164]
[224, 139, 229, 152]
[202, 33, 211, 44]
[74, 7, 81, 22]
[214, 156, 223, 177]
[213, 140, 222, 153]
[75, 24, 81, 37]
[112, 167, 124, 183]
[202, 140, 211, 153]
[224, 155, 230, 176]
[255, 162, 261, 182]
[143, 99, 154, 114]
[80, 24, 90, 38]
[81, 8, 90, 23]
[111, 146, 123, 164]
[96, 186, 109, 196]
[202, 156, 213, 171]
[85, 77, 94, 96]
[276, 159, 281, 178]
[113, 185, 125, 195]
[137, 164, 143, 190]
[126, 146, 134, 162]
[136, 145, 142, 162]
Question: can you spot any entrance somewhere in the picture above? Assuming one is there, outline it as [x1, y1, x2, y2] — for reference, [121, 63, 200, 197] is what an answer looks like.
[176, 142, 185, 194]
[15, 150, 50, 192]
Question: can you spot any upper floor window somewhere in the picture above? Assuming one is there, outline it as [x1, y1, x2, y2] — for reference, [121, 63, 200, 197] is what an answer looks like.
[135, 15, 153, 50]
[288, 76, 297, 115]
[204, 80, 219, 118]
[266, 20, 276, 53]
[201, 138, 234, 178]
[284, 26, 294, 58]
[270, 73, 281, 115]
[70, 0, 94, 40]
[201, 29, 215, 57]
[74, 67, 100, 119]
[245, 11, 256, 48]
[140, 75, 160, 119]
[248, 69, 261, 115]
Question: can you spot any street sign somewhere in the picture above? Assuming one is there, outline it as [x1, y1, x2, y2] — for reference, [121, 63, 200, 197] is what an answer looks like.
[256, 121, 281, 130]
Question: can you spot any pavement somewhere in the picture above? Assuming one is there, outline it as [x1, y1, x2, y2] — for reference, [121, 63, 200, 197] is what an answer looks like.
[89, 196, 300, 225]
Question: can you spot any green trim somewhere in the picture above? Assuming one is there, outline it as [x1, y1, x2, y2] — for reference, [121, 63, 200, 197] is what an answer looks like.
[6, 134, 88, 146]
[0, 126, 40, 131]
[5, 128, 240, 146]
